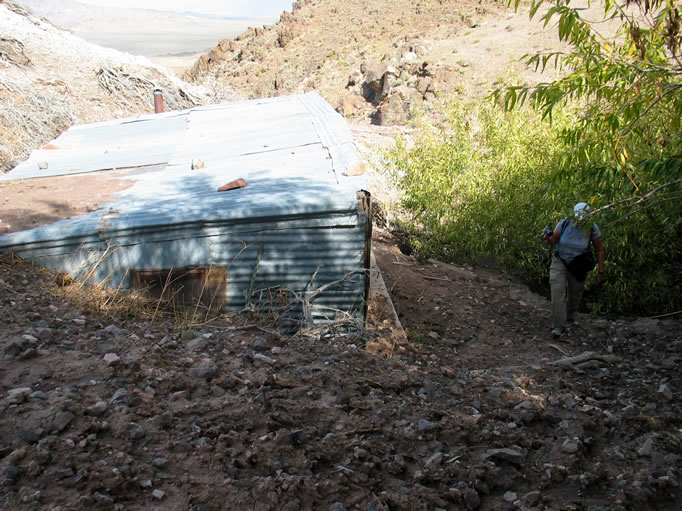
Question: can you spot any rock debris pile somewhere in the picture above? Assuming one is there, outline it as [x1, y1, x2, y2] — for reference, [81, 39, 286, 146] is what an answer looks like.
[1, 244, 680, 510]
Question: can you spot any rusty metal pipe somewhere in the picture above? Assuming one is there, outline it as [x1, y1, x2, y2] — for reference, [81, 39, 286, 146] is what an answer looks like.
[153, 88, 164, 113]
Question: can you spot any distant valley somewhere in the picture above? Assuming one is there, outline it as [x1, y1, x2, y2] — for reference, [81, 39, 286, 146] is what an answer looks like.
[18, 0, 283, 64]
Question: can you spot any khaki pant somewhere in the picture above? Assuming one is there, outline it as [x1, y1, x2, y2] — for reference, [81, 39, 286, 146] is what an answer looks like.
[549, 254, 585, 329]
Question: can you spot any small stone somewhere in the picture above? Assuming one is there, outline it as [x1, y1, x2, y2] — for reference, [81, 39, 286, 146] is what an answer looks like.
[55, 467, 75, 480]
[151, 457, 168, 469]
[486, 448, 525, 466]
[664, 453, 679, 465]
[661, 356, 679, 369]
[4, 465, 19, 480]
[7, 387, 32, 404]
[86, 401, 108, 417]
[94, 492, 115, 505]
[514, 400, 533, 410]
[561, 439, 580, 454]
[187, 338, 208, 351]
[522, 490, 541, 506]
[128, 425, 145, 440]
[170, 391, 189, 401]
[417, 419, 437, 432]
[6, 448, 26, 463]
[74, 469, 88, 484]
[53, 411, 75, 432]
[638, 437, 655, 457]
[18, 348, 38, 360]
[503, 491, 517, 503]
[463, 487, 480, 509]
[195, 362, 218, 379]
[622, 403, 639, 416]
[18, 429, 42, 444]
[152, 489, 165, 500]
[658, 384, 673, 401]
[425, 452, 443, 466]
[103, 353, 120, 366]
[38, 161, 48, 169]
[4, 342, 22, 356]
[253, 353, 277, 365]
[109, 388, 128, 405]
[29, 391, 48, 400]
[36, 328, 53, 341]
[104, 324, 127, 337]
[253, 339, 266, 351]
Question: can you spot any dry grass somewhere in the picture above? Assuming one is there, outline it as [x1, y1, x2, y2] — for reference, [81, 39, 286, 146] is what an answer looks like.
[0, 78, 75, 173]
[96, 67, 203, 113]
[0, 69, 209, 174]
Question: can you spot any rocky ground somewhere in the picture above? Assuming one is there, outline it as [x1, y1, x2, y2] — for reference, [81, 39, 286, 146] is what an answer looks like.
[1, 233, 680, 510]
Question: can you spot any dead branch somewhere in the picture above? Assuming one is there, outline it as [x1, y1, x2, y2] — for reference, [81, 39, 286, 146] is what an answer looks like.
[550, 350, 622, 367]
[423, 275, 450, 281]
[584, 178, 682, 223]
[547, 343, 569, 356]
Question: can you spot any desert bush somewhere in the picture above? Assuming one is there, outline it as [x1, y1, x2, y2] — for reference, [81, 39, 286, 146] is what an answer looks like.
[0, 79, 75, 173]
[384, 102, 682, 316]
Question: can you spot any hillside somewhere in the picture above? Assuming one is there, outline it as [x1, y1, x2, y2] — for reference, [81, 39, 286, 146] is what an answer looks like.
[1, 1, 681, 510]
[0, 0, 235, 174]
[184, 0, 571, 124]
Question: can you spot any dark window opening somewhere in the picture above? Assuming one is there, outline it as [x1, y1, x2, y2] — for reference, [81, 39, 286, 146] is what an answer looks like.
[132, 266, 227, 310]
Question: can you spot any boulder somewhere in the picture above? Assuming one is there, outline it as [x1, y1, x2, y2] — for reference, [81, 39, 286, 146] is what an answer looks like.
[363, 61, 388, 94]
[347, 70, 363, 87]
[416, 76, 433, 95]
[377, 93, 410, 125]
[337, 94, 367, 117]
[277, 22, 303, 48]
[376, 87, 422, 126]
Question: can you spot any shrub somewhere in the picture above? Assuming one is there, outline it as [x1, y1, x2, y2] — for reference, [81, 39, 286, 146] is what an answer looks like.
[383, 101, 682, 316]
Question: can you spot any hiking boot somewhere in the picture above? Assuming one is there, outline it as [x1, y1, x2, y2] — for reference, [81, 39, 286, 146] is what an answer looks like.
[551, 327, 565, 337]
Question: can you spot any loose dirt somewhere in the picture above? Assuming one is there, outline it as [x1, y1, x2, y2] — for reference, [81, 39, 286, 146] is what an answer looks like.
[1, 230, 680, 510]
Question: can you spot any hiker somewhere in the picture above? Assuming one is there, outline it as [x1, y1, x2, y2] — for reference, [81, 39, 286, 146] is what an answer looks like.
[541, 202, 605, 337]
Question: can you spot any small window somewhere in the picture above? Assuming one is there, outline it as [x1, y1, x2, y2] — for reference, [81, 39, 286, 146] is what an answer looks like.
[132, 266, 227, 310]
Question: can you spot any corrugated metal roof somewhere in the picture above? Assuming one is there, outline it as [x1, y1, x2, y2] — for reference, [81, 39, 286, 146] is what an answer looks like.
[3, 113, 188, 181]
[0, 93, 371, 326]
[0, 92, 366, 247]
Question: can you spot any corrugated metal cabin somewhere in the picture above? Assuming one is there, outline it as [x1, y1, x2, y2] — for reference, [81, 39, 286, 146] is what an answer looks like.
[0, 93, 372, 330]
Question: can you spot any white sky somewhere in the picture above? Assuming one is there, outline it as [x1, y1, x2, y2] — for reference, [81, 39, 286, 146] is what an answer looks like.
[76, 0, 293, 18]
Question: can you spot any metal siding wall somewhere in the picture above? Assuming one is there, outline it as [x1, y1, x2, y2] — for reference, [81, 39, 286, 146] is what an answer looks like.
[100, 214, 368, 316]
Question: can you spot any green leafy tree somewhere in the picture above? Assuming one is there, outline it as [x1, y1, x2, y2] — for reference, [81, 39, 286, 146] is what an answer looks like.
[496, 0, 681, 215]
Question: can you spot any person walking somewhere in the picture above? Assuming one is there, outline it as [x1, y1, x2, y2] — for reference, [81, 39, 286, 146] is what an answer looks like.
[542, 202, 605, 337]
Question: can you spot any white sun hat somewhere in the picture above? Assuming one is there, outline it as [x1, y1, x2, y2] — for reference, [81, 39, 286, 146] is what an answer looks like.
[573, 202, 590, 219]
